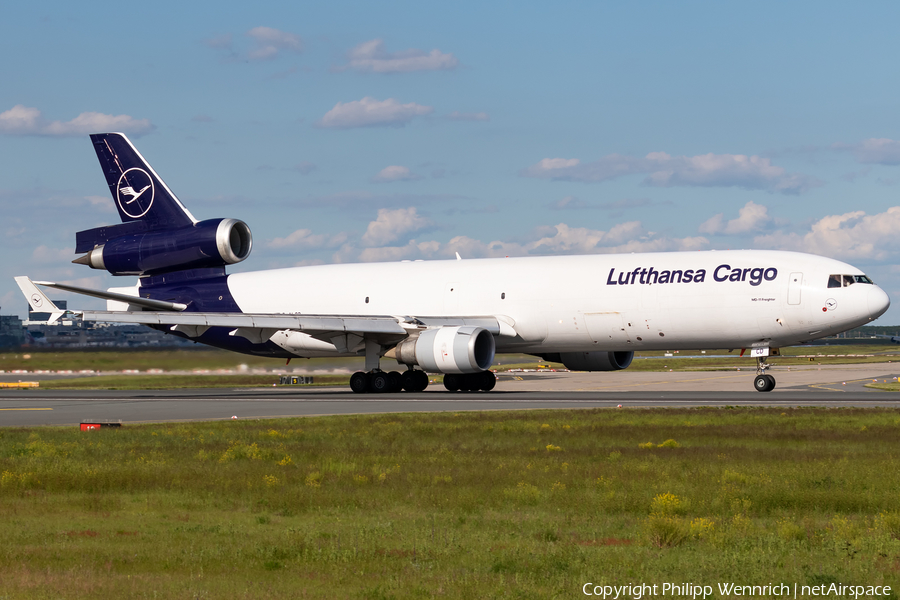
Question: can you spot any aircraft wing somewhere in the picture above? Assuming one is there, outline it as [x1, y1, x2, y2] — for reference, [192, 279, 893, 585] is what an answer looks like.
[16, 276, 506, 344]
[79, 310, 501, 335]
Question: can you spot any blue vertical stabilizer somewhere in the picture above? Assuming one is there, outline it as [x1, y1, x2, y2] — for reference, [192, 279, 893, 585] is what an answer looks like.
[90, 133, 197, 229]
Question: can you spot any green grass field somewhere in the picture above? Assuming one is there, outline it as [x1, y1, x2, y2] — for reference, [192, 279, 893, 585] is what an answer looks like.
[1, 408, 899, 598]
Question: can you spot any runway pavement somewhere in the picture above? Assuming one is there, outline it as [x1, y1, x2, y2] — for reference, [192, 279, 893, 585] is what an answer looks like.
[1, 364, 899, 427]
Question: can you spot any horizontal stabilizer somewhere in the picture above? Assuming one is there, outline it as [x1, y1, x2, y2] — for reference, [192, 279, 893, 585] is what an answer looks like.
[14, 277, 66, 323]
[31, 281, 187, 312]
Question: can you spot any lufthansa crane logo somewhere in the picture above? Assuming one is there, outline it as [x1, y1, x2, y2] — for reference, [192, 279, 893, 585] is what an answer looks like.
[30, 293, 43, 308]
[116, 168, 154, 219]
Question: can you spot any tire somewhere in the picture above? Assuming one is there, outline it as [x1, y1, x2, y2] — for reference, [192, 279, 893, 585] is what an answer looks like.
[754, 374, 772, 392]
[349, 371, 369, 394]
[388, 371, 402, 392]
[480, 370, 496, 391]
[765, 374, 776, 391]
[401, 370, 416, 392]
[443, 373, 461, 392]
[413, 370, 429, 392]
[371, 372, 390, 393]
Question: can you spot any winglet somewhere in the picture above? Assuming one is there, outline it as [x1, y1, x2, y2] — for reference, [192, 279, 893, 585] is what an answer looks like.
[14, 276, 66, 323]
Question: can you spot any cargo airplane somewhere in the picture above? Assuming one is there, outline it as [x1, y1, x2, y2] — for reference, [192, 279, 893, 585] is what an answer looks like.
[15, 133, 891, 393]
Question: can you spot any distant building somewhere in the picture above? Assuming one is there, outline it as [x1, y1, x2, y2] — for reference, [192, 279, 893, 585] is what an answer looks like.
[0, 315, 26, 348]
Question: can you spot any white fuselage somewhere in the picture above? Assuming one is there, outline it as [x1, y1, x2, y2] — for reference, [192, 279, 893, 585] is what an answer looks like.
[223, 249, 890, 358]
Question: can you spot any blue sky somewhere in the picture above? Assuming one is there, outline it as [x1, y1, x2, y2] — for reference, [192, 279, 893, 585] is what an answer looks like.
[2, 1, 900, 323]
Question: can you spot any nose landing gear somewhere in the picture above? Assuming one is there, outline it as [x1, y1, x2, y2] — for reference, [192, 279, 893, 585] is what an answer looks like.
[753, 356, 776, 392]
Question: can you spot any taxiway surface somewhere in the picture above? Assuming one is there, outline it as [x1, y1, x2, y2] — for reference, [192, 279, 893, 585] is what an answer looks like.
[1, 364, 898, 427]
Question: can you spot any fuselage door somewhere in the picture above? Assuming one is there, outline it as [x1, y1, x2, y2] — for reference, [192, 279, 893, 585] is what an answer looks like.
[787, 272, 803, 305]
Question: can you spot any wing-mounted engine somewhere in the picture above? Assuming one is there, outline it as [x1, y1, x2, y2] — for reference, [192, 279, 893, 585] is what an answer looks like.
[541, 351, 634, 371]
[387, 326, 495, 374]
[73, 218, 252, 276]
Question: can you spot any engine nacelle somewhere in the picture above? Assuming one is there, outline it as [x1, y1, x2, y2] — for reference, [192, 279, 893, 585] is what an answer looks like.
[77, 218, 252, 276]
[390, 326, 495, 374]
[544, 351, 634, 371]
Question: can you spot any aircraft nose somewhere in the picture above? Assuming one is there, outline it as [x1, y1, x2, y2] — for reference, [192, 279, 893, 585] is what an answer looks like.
[868, 286, 891, 319]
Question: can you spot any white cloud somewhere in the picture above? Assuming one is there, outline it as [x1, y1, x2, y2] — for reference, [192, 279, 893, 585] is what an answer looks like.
[447, 111, 489, 121]
[341, 39, 458, 73]
[358, 240, 442, 262]
[838, 138, 900, 165]
[361, 207, 433, 246]
[31, 245, 73, 264]
[317, 97, 433, 129]
[0, 105, 154, 137]
[522, 151, 817, 194]
[247, 26, 303, 60]
[346, 215, 707, 263]
[267, 229, 347, 250]
[699, 201, 772, 235]
[754, 206, 900, 261]
[371, 165, 420, 183]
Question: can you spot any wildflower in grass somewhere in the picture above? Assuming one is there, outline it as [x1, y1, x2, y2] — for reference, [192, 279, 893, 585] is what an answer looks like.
[219, 442, 262, 462]
[377, 472, 387, 483]
[656, 439, 680, 448]
[546, 444, 561, 452]
[650, 493, 687, 516]
[595, 476, 610, 487]
[877, 512, 900, 540]
[551, 481, 566, 491]
[1, 470, 17, 487]
[645, 515, 689, 548]
[353, 474, 369, 485]
[638, 442, 655, 449]
[277, 455, 293, 467]
[730, 513, 753, 535]
[266, 429, 285, 439]
[305, 472, 323, 488]
[776, 517, 806, 542]
[829, 515, 858, 542]
[562, 425, 571, 431]
[195, 449, 210, 462]
[690, 517, 715, 539]
[608, 450, 621, 461]
[432, 475, 453, 484]
[540, 424, 551, 432]
[560, 462, 569, 472]
[263, 474, 279, 487]
[503, 481, 541, 504]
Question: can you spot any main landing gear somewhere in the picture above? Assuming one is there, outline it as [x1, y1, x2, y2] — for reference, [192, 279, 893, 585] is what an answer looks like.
[443, 371, 496, 392]
[350, 369, 429, 394]
[753, 356, 776, 392]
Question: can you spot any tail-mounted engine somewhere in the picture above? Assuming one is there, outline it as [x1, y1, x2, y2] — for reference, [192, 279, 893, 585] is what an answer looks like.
[74, 218, 252, 276]
[540, 351, 634, 371]
[389, 326, 496, 374]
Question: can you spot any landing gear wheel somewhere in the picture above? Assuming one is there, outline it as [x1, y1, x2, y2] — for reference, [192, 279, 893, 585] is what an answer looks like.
[350, 371, 370, 394]
[754, 374, 775, 392]
[479, 371, 497, 391]
[413, 370, 429, 392]
[387, 371, 402, 392]
[443, 373, 461, 392]
[371, 372, 390, 393]
[401, 370, 416, 392]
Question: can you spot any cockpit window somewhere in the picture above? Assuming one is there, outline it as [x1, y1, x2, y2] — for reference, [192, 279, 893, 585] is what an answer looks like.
[828, 274, 875, 287]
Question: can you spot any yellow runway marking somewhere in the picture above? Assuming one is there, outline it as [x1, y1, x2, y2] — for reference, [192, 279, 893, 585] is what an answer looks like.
[0, 408, 53, 411]
[808, 377, 883, 392]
